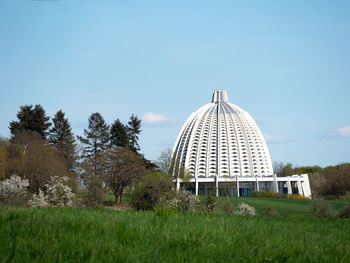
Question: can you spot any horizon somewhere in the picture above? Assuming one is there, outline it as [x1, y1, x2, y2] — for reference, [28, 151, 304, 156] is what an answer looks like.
[1, 0, 349, 167]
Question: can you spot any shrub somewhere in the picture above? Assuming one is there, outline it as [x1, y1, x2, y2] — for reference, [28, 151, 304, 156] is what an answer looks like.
[206, 196, 218, 213]
[0, 175, 29, 205]
[29, 176, 75, 207]
[164, 189, 200, 212]
[312, 201, 335, 218]
[233, 202, 256, 216]
[222, 201, 235, 215]
[337, 204, 350, 218]
[28, 189, 48, 207]
[130, 172, 174, 210]
[262, 206, 279, 217]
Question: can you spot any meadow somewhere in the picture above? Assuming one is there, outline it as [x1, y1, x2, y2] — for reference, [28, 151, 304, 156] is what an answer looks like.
[1, 198, 350, 263]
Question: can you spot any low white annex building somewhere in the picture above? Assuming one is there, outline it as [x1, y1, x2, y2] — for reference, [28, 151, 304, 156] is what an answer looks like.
[170, 90, 311, 198]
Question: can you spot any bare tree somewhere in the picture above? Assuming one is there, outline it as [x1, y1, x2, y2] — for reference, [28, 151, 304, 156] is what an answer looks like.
[156, 148, 172, 173]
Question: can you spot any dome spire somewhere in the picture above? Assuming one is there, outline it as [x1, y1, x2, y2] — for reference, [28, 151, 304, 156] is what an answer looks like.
[212, 90, 228, 103]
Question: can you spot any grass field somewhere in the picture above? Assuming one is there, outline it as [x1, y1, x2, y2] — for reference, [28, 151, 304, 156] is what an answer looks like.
[1, 198, 350, 262]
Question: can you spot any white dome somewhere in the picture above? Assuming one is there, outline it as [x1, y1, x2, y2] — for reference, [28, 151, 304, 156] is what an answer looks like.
[170, 90, 274, 178]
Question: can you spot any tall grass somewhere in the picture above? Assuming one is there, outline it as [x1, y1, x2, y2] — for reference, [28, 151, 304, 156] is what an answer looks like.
[1, 202, 350, 262]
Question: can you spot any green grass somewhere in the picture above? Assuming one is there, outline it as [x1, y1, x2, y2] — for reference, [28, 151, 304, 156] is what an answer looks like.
[1, 199, 350, 263]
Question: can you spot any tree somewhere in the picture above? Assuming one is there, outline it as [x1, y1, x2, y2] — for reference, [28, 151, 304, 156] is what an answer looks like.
[273, 161, 294, 177]
[48, 110, 77, 172]
[77, 113, 110, 204]
[9, 105, 50, 140]
[127, 114, 141, 152]
[130, 172, 174, 210]
[110, 119, 129, 148]
[77, 112, 110, 175]
[0, 137, 8, 180]
[9, 131, 69, 194]
[104, 147, 147, 205]
[156, 148, 172, 173]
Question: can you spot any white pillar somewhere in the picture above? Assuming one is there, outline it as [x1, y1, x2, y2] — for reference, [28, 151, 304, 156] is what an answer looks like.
[215, 175, 219, 197]
[176, 178, 180, 190]
[273, 174, 279, 193]
[236, 177, 240, 197]
[195, 178, 199, 196]
[297, 180, 303, 195]
[256, 176, 259, 191]
[287, 178, 292, 194]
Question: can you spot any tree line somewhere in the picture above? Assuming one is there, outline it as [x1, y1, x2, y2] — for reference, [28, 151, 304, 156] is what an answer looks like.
[0, 104, 161, 205]
[274, 161, 350, 198]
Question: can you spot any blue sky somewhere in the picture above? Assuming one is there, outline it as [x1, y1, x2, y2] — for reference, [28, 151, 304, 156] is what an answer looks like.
[0, 0, 349, 167]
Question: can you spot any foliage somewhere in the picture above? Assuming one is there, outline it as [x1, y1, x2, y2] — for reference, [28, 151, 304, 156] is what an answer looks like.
[337, 204, 350, 218]
[206, 195, 218, 212]
[48, 110, 77, 172]
[251, 191, 308, 200]
[127, 114, 141, 152]
[0, 175, 29, 205]
[28, 189, 48, 207]
[9, 104, 51, 140]
[222, 200, 235, 215]
[29, 176, 75, 207]
[312, 201, 335, 218]
[319, 163, 350, 197]
[156, 148, 172, 174]
[262, 206, 279, 217]
[233, 202, 256, 216]
[273, 161, 294, 177]
[130, 172, 174, 210]
[104, 147, 147, 205]
[0, 138, 8, 180]
[8, 131, 69, 194]
[164, 189, 200, 212]
[110, 119, 129, 148]
[154, 206, 176, 220]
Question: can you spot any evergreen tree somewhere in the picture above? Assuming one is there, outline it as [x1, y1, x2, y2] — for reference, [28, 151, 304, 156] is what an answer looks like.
[9, 105, 50, 140]
[127, 114, 141, 152]
[48, 110, 77, 172]
[77, 112, 110, 175]
[110, 119, 129, 148]
[77, 112, 110, 204]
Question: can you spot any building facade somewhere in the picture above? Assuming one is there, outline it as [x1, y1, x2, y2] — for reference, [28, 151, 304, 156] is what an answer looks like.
[170, 90, 311, 198]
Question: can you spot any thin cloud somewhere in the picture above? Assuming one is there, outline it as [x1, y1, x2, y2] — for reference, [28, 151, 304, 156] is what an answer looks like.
[329, 126, 350, 138]
[264, 134, 290, 144]
[142, 112, 174, 124]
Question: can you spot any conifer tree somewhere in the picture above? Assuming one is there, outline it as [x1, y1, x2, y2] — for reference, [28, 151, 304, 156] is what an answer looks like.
[48, 110, 77, 172]
[110, 119, 129, 148]
[9, 105, 50, 140]
[77, 112, 110, 170]
[77, 113, 110, 203]
[127, 114, 141, 152]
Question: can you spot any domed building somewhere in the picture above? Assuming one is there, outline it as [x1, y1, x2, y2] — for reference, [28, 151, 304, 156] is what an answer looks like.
[170, 90, 311, 197]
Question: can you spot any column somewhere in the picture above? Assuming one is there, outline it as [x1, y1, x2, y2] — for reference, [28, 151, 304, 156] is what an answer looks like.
[255, 176, 259, 191]
[176, 178, 180, 190]
[287, 178, 292, 194]
[273, 174, 279, 193]
[297, 180, 303, 195]
[215, 175, 219, 197]
[195, 178, 199, 196]
[236, 177, 240, 197]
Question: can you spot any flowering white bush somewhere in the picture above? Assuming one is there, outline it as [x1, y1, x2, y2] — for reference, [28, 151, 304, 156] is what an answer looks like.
[29, 176, 75, 207]
[233, 202, 256, 216]
[28, 189, 49, 207]
[0, 175, 29, 205]
[166, 189, 200, 212]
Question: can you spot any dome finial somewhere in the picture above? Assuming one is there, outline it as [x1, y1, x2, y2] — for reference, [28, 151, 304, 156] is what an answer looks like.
[212, 90, 228, 103]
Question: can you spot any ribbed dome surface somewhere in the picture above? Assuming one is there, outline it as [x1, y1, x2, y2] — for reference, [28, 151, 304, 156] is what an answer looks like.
[171, 90, 274, 178]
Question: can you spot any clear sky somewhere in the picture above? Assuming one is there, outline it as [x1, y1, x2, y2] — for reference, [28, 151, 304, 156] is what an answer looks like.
[0, 0, 349, 167]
